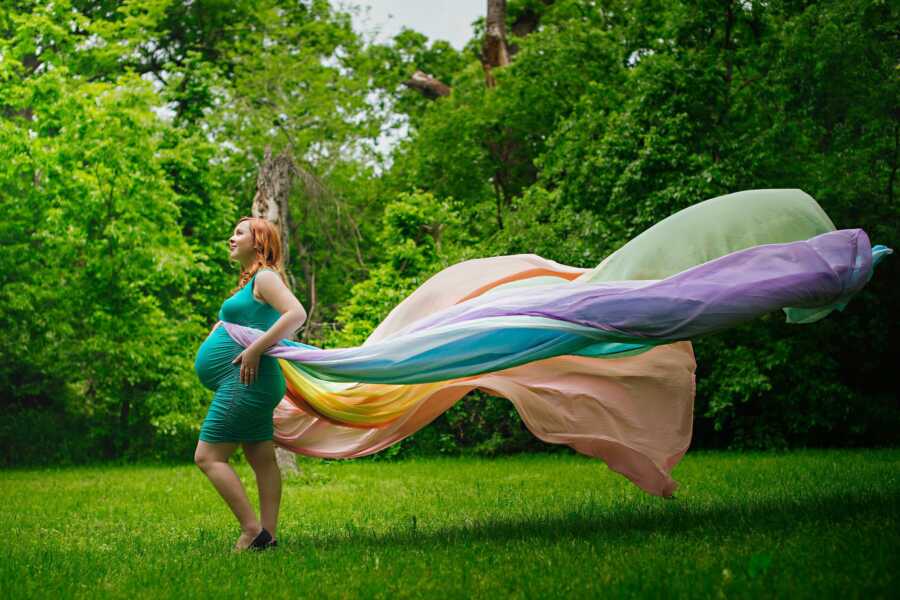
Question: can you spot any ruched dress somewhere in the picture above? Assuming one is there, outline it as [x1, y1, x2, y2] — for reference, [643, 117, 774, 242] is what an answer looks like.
[194, 268, 287, 442]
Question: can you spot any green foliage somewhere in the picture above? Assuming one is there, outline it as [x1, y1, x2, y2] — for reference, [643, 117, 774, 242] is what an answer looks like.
[321, 190, 463, 348]
[0, 65, 211, 460]
[360, 27, 469, 124]
[0, 1, 230, 462]
[482, 186, 607, 266]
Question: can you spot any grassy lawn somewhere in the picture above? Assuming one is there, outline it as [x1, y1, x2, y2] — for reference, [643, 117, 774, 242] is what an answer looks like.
[1, 448, 897, 599]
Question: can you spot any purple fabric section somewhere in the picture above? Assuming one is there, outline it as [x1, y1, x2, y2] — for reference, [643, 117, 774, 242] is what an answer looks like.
[403, 228, 872, 339]
[221, 229, 872, 364]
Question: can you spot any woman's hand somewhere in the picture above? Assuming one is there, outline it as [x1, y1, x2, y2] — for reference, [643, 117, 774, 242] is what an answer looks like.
[232, 347, 262, 385]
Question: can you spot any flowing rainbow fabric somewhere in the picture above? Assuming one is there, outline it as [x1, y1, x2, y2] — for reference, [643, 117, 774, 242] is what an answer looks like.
[219, 189, 892, 498]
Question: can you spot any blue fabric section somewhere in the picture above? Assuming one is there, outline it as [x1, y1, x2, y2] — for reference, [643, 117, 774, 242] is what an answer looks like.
[273, 326, 659, 384]
[226, 238, 891, 385]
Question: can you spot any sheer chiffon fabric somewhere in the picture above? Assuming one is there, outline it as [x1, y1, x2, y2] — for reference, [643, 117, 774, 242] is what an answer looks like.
[217, 189, 892, 498]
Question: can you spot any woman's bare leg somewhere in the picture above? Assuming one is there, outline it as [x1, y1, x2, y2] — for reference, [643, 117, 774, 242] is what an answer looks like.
[242, 440, 282, 540]
[194, 440, 262, 549]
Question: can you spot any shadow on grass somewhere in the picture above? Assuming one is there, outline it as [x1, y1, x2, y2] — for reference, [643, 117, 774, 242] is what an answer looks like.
[271, 488, 900, 551]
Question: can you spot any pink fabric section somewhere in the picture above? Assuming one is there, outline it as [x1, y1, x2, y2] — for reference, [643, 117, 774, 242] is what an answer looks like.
[363, 254, 591, 344]
[272, 254, 696, 498]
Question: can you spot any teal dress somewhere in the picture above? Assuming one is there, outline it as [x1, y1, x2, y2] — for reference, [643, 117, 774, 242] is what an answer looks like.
[194, 268, 287, 443]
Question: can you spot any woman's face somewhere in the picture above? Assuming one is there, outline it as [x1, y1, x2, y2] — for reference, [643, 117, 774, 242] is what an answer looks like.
[229, 221, 255, 264]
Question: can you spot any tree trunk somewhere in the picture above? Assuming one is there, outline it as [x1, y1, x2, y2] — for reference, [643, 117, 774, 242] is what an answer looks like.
[404, 1, 553, 97]
[302, 265, 317, 345]
[482, 0, 511, 88]
[251, 145, 300, 476]
[252, 146, 298, 292]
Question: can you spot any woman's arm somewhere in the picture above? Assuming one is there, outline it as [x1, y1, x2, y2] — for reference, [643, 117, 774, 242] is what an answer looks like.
[244, 271, 308, 353]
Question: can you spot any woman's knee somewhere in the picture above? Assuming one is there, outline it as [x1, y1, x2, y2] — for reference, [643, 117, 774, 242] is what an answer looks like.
[194, 441, 236, 469]
[194, 450, 213, 471]
[242, 440, 277, 471]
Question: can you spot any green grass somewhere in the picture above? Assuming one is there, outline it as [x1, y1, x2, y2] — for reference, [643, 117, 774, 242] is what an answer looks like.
[1, 448, 898, 599]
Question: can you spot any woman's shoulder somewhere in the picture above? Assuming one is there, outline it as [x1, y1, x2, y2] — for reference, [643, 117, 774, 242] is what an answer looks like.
[255, 267, 279, 278]
[252, 267, 281, 291]
[252, 268, 287, 310]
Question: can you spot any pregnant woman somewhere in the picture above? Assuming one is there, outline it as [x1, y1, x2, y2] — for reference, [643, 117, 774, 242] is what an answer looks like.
[193, 216, 307, 552]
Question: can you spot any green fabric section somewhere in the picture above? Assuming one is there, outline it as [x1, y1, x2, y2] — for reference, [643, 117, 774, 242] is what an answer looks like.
[577, 189, 837, 283]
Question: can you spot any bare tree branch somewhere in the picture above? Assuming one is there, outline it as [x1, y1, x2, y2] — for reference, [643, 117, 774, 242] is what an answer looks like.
[403, 69, 451, 99]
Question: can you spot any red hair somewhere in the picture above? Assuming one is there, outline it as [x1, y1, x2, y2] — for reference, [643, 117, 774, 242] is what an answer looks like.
[229, 216, 288, 294]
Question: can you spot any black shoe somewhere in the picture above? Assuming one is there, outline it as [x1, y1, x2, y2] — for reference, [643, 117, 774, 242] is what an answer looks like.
[249, 527, 273, 550]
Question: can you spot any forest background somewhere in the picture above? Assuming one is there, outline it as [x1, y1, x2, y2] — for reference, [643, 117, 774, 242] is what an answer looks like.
[1, 0, 897, 466]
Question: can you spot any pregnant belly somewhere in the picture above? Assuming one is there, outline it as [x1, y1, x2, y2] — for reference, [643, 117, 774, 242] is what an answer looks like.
[194, 326, 286, 397]
[194, 327, 242, 390]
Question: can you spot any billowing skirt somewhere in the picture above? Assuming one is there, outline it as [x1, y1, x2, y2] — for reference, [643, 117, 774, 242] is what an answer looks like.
[194, 326, 287, 443]
[199, 189, 892, 498]
[211, 189, 893, 497]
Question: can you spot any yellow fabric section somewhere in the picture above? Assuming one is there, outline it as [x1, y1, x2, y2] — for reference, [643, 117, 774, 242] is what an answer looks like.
[278, 358, 454, 426]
